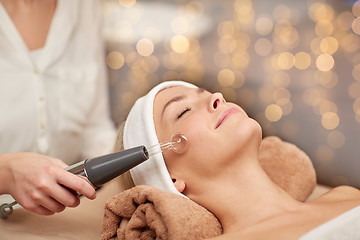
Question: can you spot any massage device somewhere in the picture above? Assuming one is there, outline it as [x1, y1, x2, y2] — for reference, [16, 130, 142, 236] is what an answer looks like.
[0, 133, 187, 219]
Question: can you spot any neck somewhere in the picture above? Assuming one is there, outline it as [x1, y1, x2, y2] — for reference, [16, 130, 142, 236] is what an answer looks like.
[0, 0, 57, 11]
[190, 158, 305, 234]
[1, 0, 38, 4]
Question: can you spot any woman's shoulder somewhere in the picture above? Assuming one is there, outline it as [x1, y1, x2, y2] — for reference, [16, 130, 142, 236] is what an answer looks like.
[318, 185, 360, 201]
[328, 185, 360, 197]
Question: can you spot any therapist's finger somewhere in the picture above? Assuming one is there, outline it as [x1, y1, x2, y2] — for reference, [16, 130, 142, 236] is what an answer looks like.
[26, 188, 67, 213]
[55, 169, 96, 200]
[47, 182, 81, 208]
[31, 205, 55, 216]
[33, 195, 67, 214]
[21, 194, 57, 216]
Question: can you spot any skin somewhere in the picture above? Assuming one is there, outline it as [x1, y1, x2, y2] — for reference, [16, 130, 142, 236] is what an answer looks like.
[1, 0, 57, 50]
[0, 0, 96, 216]
[153, 85, 360, 239]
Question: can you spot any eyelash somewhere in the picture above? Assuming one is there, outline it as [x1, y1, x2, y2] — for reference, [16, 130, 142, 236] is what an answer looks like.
[177, 107, 191, 119]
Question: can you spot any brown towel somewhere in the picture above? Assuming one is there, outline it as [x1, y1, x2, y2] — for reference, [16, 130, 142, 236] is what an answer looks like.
[101, 185, 222, 240]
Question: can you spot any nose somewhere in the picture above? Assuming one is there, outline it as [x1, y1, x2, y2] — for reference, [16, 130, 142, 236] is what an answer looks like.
[209, 92, 225, 111]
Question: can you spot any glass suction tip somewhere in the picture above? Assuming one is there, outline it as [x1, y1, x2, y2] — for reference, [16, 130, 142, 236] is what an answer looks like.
[170, 133, 187, 153]
[146, 133, 188, 157]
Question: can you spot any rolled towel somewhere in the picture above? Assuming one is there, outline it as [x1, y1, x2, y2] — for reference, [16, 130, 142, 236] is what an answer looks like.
[101, 185, 222, 240]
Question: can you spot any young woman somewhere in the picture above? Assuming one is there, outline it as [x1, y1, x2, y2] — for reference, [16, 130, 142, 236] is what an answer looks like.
[120, 81, 360, 239]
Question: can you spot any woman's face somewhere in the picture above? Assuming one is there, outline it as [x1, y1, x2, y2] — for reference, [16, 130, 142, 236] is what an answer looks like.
[153, 86, 262, 193]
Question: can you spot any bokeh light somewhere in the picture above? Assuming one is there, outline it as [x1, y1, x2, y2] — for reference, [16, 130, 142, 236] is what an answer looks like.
[217, 21, 236, 38]
[136, 38, 154, 56]
[348, 82, 360, 99]
[311, 37, 323, 54]
[318, 100, 338, 115]
[327, 130, 345, 149]
[277, 52, 294, 70]
[321, 112, 340, 130]
[273, 88, 291, 105]
[356, 112, 360, 124]
[320, 37, 338, 54]
[314, 70, 338, 88]
[218, 38, 237, 53]
[336, 11, 354, 30]
[273, 5, 292, 21]
[352, 17, 360, 35]
[316, 54, 335, 71]
[254, 38, 272, 56]
[353, 98, 360, 114]
[255, 16, 274, 35]
[106, 51, 125, 69]
[294, 51, 311, 70]
[265, 104, 283, 122]
[353, 1, 360, 17]
[217, 69, 235, 87]
[234, 0, 254, 27]
[315, 20, 334, 36]
[353, 64, 360, 81]
[170, 35, 190, 53]
[309, 3, 334, 22]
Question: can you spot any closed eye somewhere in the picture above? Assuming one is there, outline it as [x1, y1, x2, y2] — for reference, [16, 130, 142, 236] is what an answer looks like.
[177, 107, 191, 119]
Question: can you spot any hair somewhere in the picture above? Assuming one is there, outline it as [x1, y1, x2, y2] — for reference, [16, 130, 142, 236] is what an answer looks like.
[113, 121, 135, 190]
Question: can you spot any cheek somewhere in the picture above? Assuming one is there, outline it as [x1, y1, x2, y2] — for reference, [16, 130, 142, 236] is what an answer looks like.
[173, 115, 207, 145]
[180, 123, 214, 160]
[189, 118, 261, 166]
[164, 118, 215, 175]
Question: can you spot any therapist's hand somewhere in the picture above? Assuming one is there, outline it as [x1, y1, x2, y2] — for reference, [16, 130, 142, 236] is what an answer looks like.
[0, 152, 96, 215]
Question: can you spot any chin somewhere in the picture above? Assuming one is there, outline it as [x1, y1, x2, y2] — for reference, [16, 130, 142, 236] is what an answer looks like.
[232, 117, 263, 150]
[249, 118, 263, 140]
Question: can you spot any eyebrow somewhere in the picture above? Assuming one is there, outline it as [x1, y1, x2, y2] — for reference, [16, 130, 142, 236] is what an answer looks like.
[161, 88, 205, 118]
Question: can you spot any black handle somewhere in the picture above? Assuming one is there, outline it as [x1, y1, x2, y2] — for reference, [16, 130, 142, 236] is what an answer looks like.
[84, 146, 149, 187]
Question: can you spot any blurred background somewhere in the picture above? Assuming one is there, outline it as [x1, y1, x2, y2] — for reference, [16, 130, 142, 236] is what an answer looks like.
[101, 0, 360, 188]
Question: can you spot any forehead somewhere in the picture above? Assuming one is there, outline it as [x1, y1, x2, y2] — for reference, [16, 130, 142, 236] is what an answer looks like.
[159, 85, 193, 95]
[155, 85, 195, 104]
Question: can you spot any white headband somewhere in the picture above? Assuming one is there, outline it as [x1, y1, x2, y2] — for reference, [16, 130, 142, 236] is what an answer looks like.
[123, 81, 197, 196]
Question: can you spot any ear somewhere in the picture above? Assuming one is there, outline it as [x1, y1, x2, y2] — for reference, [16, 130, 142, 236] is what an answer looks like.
[172, 178, 186, 193]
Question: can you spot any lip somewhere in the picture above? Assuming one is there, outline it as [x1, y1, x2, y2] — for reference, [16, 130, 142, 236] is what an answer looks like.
[215, 108, 241, 129]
